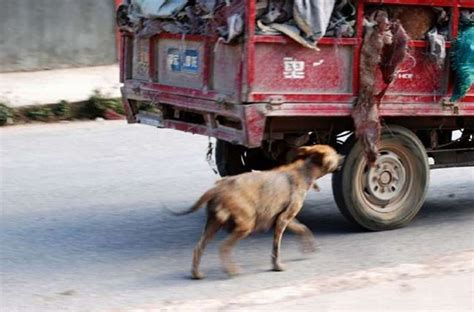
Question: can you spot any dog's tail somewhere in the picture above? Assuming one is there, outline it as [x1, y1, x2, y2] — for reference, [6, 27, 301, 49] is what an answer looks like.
[171, 188, 217, 216]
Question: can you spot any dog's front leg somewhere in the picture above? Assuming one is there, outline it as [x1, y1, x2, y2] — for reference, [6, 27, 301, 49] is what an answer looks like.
[272, 204, 301, 271]
[287, 218, 316, 253]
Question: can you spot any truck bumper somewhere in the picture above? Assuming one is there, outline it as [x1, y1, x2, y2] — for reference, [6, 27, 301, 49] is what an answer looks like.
[121, 85, 267, 148]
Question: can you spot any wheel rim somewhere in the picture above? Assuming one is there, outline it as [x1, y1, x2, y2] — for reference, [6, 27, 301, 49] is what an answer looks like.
[354, 144, 414, 214]
[367, 151, 406, 203]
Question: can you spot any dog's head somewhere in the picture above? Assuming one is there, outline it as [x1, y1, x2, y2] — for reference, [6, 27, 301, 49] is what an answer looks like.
[296, 145, 344, 177]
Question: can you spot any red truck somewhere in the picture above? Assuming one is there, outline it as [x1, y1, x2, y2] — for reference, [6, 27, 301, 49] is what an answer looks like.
[118, 0, 474, 231]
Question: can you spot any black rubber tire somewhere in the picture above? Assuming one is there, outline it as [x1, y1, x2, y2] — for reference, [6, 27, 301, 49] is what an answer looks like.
[332, 126, 430, 231]
[215, 140, 250, 177]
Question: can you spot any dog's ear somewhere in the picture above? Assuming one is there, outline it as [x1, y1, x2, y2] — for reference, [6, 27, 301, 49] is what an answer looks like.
[296, 146, 312, 158]
[297, 145, 327, 159]
[298, 145, 342, 172]
[308, 152, 324, 168]
[299, 146, 331, 169]
[291, 146, 314, 162]
[320, 153, 344, 173]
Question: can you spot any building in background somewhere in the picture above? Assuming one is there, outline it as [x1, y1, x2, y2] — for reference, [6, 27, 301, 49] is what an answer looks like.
[0, 0, 117, 72]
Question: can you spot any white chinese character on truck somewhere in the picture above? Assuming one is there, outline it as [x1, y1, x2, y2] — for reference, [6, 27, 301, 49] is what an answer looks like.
[283, 57, 305, 79]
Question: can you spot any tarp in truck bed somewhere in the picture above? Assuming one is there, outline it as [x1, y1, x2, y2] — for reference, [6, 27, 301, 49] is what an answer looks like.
[133, 0, 188, 18]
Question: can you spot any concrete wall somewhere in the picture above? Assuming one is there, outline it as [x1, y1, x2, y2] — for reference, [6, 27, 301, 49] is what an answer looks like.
[0, 0, 117, 72]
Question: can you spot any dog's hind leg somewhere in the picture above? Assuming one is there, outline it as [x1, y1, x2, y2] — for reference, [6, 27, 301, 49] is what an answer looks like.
[191, 217, 221, 279]
[219, 223, 252, 277]
[287, 218, 316, 253]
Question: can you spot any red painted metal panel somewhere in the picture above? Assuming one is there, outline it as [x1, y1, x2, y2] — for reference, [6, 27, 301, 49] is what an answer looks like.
[364, 0, 454, 6]
[459, 0, 474, 8]
[126, 84, 474, 119]
[264, 102, 474, 117]
[119, 35, 126, 83]
[408, 40, 451, 48]
[462, 94, 474, 102]
[376, 48, 448, 96]
[245, 0, 256, 95]
[243, 105, 267, 147]
[212, 44, 243, 101]
[353, 0, 365, 95]
[249, 93, 355, 103]
[158, 33, 208, 41]
[253, 43, 354, 94]
[124, 83, 240, 116]
[148, 37, 156, 80]
[132, 38, 151, 81]
[254, 36, 358, 45]
[127, 80, 220, 101]
[202, 39, 212, 90]
[452, 3, 460, 40]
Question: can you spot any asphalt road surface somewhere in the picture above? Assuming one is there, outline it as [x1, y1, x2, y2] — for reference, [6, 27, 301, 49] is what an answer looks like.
[1, 121, 473, 311]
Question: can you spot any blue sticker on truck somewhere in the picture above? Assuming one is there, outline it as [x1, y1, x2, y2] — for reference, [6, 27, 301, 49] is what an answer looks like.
[167, 48, 199, 74]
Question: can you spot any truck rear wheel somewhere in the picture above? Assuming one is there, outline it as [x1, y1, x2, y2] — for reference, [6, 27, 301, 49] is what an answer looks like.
[215, 140, 250, 177]
[332, 126, 430, 231]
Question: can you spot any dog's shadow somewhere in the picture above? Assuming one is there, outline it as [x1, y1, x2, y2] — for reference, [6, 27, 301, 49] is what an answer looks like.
[297, 203, 361, 235]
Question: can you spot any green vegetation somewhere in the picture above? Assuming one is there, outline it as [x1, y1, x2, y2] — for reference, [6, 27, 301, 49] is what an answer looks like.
[25, 106, 53, 121]
[0, 92, 125, 126]
[80, 91, 124, 119]
[0, 103, 13, 126]
[51, 100, 72, 119]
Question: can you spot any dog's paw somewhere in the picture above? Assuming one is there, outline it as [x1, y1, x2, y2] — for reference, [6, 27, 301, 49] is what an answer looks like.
[191, 270, 205, 280]
[272, 262, 286, 272]
[226, 266, 241, 278]
[302, 240, 317, 253]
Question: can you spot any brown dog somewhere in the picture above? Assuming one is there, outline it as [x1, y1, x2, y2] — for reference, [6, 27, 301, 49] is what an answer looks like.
[177, 144, 343, 279]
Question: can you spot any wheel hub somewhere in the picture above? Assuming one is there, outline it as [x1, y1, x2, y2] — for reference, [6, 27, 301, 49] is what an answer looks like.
[366, 152, 406, 202]
[379, 171, 391, 184]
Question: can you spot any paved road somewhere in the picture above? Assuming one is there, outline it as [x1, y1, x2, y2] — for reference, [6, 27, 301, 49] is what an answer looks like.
[1, 121, 473, 311]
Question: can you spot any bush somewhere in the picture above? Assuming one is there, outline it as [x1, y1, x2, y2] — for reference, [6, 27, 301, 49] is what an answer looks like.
[80, 91, 124, 119]
[102, 98, 125, 115]
[0, 103, 13, 126]
[25, 106, 53, 121]
[51, 100, 71, 119]
[2, 94, 124, 125]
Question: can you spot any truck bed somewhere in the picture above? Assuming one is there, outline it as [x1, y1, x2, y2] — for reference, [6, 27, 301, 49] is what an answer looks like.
[119, 0, 474, 147]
